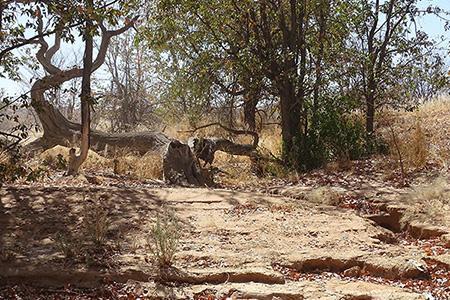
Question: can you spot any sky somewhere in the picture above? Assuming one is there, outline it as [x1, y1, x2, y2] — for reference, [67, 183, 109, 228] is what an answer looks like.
[417, 0, 450, 41]
[0, 0, 449, 98]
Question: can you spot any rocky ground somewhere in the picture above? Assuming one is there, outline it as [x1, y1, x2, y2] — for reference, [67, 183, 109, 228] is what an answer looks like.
[0, 168, 449, 299]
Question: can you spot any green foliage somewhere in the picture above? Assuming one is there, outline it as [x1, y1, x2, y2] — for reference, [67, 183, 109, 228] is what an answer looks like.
[43, 153, 67, 170]
[289, 131, 328, 172]
[55, 233, 76, 259]
[146, 210, 180, 267]
[26, 166, 49, 182]
[140, 0, 447, 171]
[318, 110, 367, 161]
[288, 101, 382, 171]
[0, 145, 52, 184]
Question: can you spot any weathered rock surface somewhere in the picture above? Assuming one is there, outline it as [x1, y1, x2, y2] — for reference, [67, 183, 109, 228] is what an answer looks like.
[0, 185, 447, 299]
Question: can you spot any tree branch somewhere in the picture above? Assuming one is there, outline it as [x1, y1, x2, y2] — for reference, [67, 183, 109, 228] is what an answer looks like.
[0, 0, 127, 63]
[45, 29, 62, 62]
[35, 13, 61, 74]
[93, 17, 138, 71]
[180, 122, 259, 148]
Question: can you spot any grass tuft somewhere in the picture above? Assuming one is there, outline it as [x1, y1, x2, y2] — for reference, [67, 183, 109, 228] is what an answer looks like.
[146, 210, 180, 267]
[401, 177, 449, 228]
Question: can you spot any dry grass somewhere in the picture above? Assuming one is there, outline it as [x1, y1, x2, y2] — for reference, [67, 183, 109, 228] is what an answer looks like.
[259, 127, 282, 156]
[81, 194, 112, 246]
[34, 145, 164, 180]
[380, 96, 450, 172]
[305, 187, 342, 206]
[146, 210, 181, 267]
[0, 149, 9, 165]
[113, 151, 163, 180]
[214, 152, 255, 185]
[40, 145, 110, 170]
[379, 112, 428, 174]
[401, 177, 450, 228]
[417, 96, 450, 167]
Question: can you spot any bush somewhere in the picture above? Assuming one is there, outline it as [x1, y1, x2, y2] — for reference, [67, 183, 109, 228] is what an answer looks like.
[289, 104, 376, 171]
[43, 153, 68, 170]
[55, 233, 76, 259]
[0, 146, 27, 184]
[146, 211, 180, 267]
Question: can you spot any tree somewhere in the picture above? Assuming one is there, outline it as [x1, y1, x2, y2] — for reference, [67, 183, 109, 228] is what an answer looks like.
[27, 2, 146, 151]
[351, 0, 430, 133]
[145, 0, 337, 168]
[21, 1, 216, 185]
[96, 31, 159, 133]
[67, 0, 94, 175]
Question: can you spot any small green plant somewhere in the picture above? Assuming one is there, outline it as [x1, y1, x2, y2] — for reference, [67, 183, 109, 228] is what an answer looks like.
[43, 153, 68, 170]
[82, 199, 111, 247]
[26, 166, 49, 182]
[146, 211, 180, 267]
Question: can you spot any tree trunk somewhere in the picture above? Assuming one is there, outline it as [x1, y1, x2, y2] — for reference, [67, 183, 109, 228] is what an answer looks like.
[163, 140, 211, 186]
[312, 0, 327, 129]
[243, 90, 258, 131]
[366, 93, 375, 134]
[366, 74, 376, 134]
[68, 1, 93, 175]
[279, 80, 301, 164]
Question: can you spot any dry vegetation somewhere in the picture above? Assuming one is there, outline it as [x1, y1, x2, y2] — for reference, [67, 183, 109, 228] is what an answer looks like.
[380, 96, 450, 173]
[401, 177, 450, 228]
[1, 98, 450, 299]
[5, 97, 450, 188]
[113, 151, 163, 180]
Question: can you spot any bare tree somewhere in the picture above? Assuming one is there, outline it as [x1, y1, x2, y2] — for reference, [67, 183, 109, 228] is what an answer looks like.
[98, 32, 157, 133]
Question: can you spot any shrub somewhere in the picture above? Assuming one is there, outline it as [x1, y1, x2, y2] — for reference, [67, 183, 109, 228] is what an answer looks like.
[43, 153, 67, 170]
[288, 104, 375, 171]
[146, 211, 180, 267]
[82, 197, 111, 246]
[55, 233, 76, 259]
[0, 146, 27, 183]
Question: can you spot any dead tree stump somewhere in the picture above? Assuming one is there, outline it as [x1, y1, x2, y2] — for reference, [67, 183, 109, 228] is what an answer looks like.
[162, 140, 213, 186]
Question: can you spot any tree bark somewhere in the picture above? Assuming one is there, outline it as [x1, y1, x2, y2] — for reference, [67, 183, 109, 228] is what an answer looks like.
[67, 0, 93, 175]
[163, 140, 212, 186]
[243, 89, 258, 131]
[312, 0, 327, 128]
[365, 85, 376, 134]
[279, 80, 301, 163]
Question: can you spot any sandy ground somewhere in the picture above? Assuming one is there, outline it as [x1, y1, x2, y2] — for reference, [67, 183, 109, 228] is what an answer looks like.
[1, 183, 449, 299]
